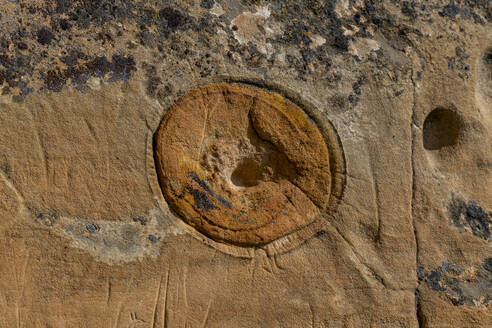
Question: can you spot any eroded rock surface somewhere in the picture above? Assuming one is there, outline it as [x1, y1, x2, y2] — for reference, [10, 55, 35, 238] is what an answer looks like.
[0, 0, 490, 327]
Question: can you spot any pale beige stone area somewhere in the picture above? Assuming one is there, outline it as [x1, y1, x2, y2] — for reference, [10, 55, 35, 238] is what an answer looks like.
[0, 76, 419, 327]
[0, 0, 490, 327]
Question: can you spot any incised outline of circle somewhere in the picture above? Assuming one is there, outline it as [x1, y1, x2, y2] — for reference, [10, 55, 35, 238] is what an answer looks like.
[152, 80, 345, 254]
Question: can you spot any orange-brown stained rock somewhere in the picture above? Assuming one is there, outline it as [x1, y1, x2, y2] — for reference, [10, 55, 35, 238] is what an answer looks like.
[154, 83, 334, 246]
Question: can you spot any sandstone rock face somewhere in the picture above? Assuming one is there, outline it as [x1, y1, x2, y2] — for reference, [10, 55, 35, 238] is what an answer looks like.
[0, 1, 490, 327]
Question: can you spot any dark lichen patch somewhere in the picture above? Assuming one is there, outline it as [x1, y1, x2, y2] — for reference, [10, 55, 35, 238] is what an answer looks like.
[262, 0, 427, 80]
[0, 0, 488, 101]
[419, 262, 492, 306]
[108, 54, 137, 81]
[347, 76, 365, 104]
[400, 1, 420, 20]
[271, 1, 350, 68]
[439, 0, 470, 20]
[37, 27, 54, 45]
[142, 62, 175, 100]
[447, 196, 491, 241]
[200, 0, 215, 10]
[43, 69, 67, 92]
[0, 1, 193, 98]
[41, 53, 136, 92]
[158, 7, 193, 32]
[52, 0, 136, 27]
[0, 52, 33, 100]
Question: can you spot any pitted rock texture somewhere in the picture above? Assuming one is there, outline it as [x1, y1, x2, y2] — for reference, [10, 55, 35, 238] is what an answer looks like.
[0, 0, 490, 327]
[155, 83, 343, 246]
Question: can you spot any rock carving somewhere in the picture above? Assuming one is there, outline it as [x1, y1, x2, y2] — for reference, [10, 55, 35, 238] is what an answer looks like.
[154, 83, 344, 246]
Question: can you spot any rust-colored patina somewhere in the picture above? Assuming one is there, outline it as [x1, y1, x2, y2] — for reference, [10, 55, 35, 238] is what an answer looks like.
[155, 83, 341, 246]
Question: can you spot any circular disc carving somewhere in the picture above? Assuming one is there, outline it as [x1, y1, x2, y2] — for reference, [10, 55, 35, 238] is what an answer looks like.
[155, 83, 344, 246]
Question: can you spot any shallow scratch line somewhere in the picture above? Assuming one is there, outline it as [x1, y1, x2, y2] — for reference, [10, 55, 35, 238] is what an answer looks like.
[19, 251, 30, 302]
[106, 279, 112, 306]
[152, 274, 164, 328]
[84, 117, 97, 141]
[182, 265, 188, 313]
[34, 123, 49, 188]
[330, 224, 386, 288]
[309, 304, 315, 328]
[113, 301, 123, 328]
[28, 107, 50, 187]
[368, 154, 382, 242]
[16, 305, 20, 328]
[162, 267, 170, 328]
[200, 297, 213, 328]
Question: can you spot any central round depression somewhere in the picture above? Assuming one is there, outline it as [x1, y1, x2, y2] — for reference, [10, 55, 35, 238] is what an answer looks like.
[154, 83, 334, 246]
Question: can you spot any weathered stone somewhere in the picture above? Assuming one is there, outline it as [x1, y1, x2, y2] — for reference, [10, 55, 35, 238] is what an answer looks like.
[0, 0, 490, 327]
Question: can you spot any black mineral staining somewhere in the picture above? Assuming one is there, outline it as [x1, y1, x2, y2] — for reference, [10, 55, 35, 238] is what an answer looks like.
[419, 262, 492, 307]
[148, 234, 161, 244]
[85, 223, 99, 234]
[484, 258, 492, 272]
[214, 194, 233, 209]
[417, 266, 425, 281]
[189, 171, 232, 209]
[448, 196, 491, 240]
[189, 171, 213, 194]
[186, 187, 219, 211]
[133, 216, 149, 226]
[427, 270, 445, 291]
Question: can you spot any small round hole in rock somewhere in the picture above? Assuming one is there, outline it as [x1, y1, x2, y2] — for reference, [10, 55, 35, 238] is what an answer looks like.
[423, 108, 462, 150]
[230, 158, 261, 187]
